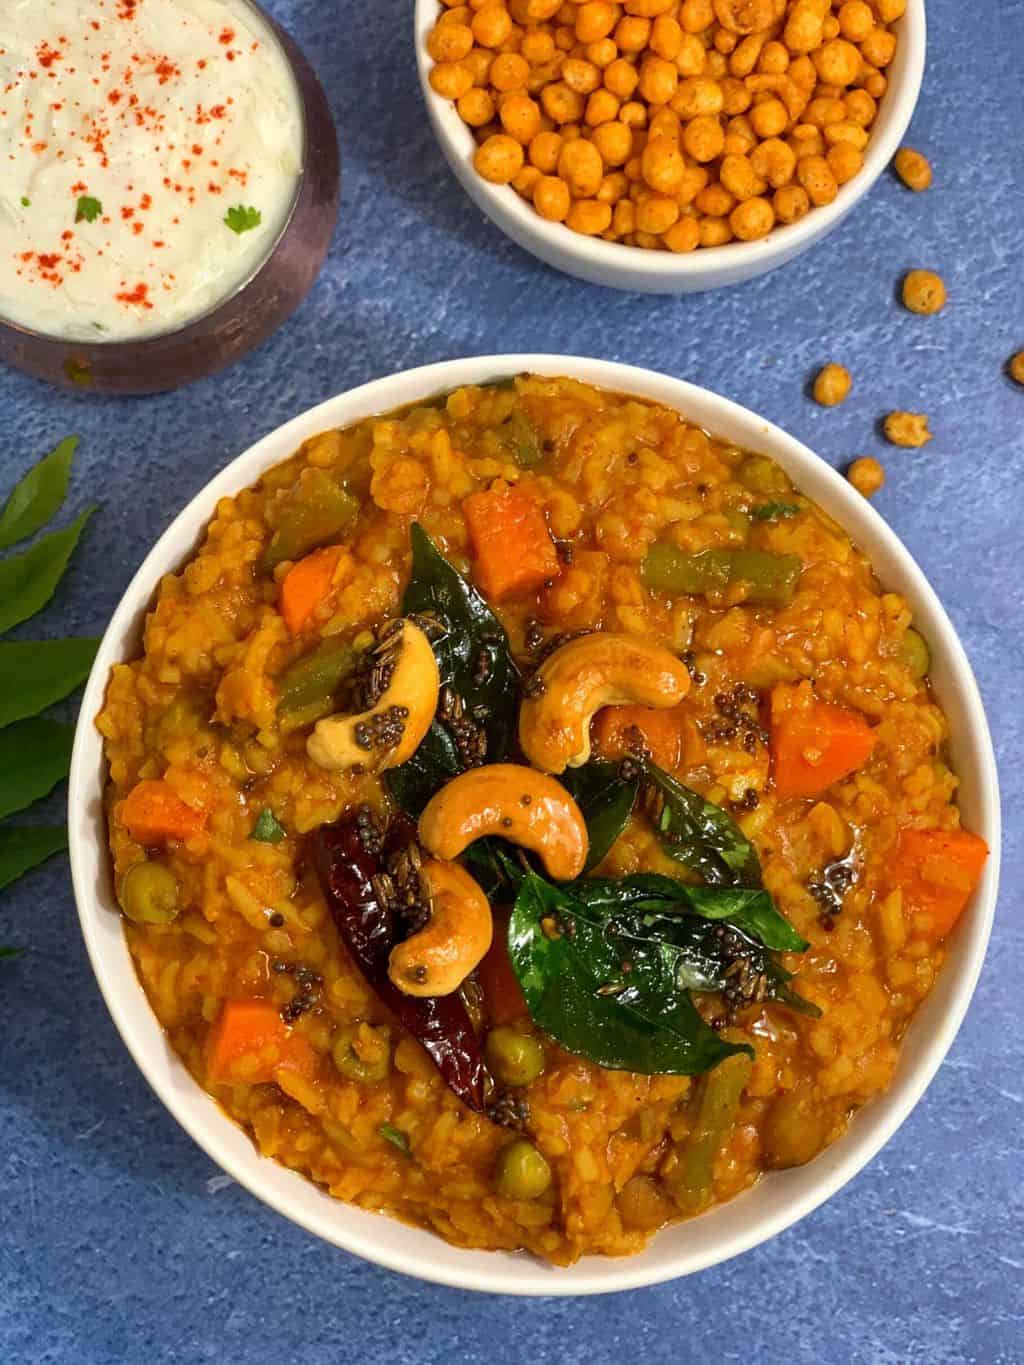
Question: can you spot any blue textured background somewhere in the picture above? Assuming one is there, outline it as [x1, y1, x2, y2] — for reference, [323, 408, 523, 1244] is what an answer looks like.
[1, 1, 1021, 1360]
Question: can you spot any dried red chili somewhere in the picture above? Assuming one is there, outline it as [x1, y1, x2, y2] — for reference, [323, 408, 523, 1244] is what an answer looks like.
[312, 811, 488, 1112]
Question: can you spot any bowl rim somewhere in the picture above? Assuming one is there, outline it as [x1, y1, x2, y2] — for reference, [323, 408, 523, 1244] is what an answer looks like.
[412, 0, 926, 283]
[0, 0, 307, 350]
[69, 354, 1000, 1296]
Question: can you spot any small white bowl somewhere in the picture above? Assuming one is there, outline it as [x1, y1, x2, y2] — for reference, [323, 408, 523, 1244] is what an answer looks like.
[414, 3, 925, 293]
[70, 355, 999, 1295]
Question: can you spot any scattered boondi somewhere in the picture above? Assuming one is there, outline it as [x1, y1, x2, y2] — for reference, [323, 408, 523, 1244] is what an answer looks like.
[902, 270, 946, 316]
[847, 456, 885, 497]
[884, 411, 933, 447]
[813, 363, 852, 407]
[893, 146, 932, 191]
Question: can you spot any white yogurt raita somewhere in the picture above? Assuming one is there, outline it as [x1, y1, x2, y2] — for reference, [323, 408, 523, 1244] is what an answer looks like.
[0, 0, 304, 341]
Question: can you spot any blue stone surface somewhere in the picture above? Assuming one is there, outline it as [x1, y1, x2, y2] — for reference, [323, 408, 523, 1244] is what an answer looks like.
[0, 0, 1021, 1360]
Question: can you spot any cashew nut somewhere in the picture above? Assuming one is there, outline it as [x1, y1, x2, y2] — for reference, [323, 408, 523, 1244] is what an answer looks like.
[418, 763, 588, 881]
[518, 633, 691, 774]
[307, 619, 439, 773]
[388, 859, 493, 997]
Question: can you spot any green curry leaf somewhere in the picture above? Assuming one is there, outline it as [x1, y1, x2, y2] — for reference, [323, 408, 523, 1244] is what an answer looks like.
[0, 826, 68, 892]
[0, 718, 75, 820]
[0, 436, 78, 550]
[0, 947, 24, 961]
[0, 637, 99, 728]
[0, 507, 94, 637]
[508, 874, 751, 1076]
[644, 763, 763, 888]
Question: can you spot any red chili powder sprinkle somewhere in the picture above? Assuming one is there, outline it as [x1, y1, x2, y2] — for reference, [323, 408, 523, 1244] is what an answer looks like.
[219, 29, 235, 45]
[108, 89, 122, 105]
[155, 59, 179, 84]
[116, 282, 153, 308]
[132, 222, 143, 235]
[37, 42, 63, 69]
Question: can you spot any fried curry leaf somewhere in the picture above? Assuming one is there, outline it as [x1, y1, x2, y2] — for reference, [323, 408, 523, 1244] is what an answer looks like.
[508, 874, 750, 1076]
[644, 763, 763, 888]
[0, 507, 94, 636]
[559, 760, 639, 872]
[0, 718, 74, 820]
[0, 436, 77, 550]
[387, 524, 520, 816]
[0, 947, 24, 961]
[0, 636, 100, 729]
[0, 825, 68, 892]
[385, 721, 463, 819]
[567, 874, 807, 952]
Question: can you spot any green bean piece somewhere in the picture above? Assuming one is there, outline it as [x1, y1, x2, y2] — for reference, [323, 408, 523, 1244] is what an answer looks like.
[899, 627, 930, 680]
[494, 1139, 552, 1200]
[485, 1027, 545, 1086]
[642, 544, 802, 606]
[332, 1023, 392, 1083]
[259, 469, 358, 573]
[666, 1053, 752, 1213]
[642, 545, 733, 595]
[277, 639, 358, 725]
[728, 549, 803, 606]
[503, 408, 543, 468]
[119, 861, 180, 924]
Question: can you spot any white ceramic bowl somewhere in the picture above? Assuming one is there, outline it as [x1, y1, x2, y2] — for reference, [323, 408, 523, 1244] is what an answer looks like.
[414, 2, 925, 293]
[70, 355, 999, 1295]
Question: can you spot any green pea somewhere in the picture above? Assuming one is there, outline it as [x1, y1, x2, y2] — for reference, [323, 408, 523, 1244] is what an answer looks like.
[485, 1027, 545, 1087]
[331, 1023, 391, 1083]
[494, 1139, 552, 1201]
[119, 861, 180, 924]
[899, 627, 930, 680]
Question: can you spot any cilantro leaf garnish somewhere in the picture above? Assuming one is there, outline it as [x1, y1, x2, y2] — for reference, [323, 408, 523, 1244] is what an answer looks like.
[75, 196, 102, 224]
[224, 204, 262, 234]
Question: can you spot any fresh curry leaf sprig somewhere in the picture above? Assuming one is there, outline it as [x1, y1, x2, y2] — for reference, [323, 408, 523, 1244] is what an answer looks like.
[0, 437, 100, 951]
[0, 637, 99, 728]
[0, 827, 68, 894]
[0, 436, 77, 549]
[0, 507, 94, 636]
